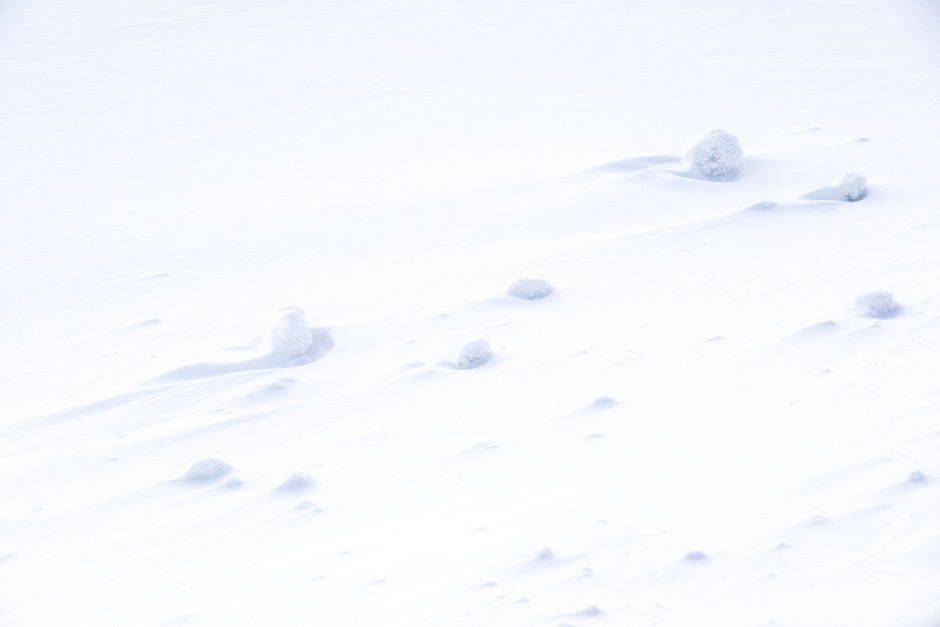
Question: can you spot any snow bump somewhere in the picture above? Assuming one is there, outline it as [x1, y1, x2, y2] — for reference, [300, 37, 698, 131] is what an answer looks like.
[508, 278, 552, 300]
[182, 458, 234, 483]
[856, 291, 900, 318]
[455, 339, 493, 369]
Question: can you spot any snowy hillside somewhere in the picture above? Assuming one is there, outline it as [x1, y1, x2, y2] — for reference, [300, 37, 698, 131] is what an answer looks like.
[2, 1, 940, 625]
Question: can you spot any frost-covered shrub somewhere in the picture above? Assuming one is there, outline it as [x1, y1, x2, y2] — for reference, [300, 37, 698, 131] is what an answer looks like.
[455, 339, 493, 369]
[263, 306, 313, 357]
[831, 172, 867, 201]
[681, 129, 743, 179]
[856, 291, 900, 318]
[508, 278, 552, 300]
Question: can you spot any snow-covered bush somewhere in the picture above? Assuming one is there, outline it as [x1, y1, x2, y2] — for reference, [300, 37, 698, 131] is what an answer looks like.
[262, 306, 314, 357]
[275, 472, 315, 493]
[183, 458, 233, 482]
[831, 172, 867, 201]
[508, 278, 552, 300]
[455, 339, 493, 369]
[856, 291, 900, 318]
[681, 129, 743, 179]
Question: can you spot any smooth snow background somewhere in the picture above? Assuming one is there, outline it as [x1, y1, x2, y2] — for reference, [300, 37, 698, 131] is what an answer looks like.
[2, 1, 940, 625]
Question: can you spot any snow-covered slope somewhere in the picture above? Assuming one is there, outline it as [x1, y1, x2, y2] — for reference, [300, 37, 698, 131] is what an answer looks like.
[2, 1, 940, 625]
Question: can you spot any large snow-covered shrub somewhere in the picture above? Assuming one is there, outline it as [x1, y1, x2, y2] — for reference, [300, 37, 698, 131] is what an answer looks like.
[262, 306, 314, 358]
[455, 339, 493, 369]
[831, 172, 867, 201]
[681, 129, 743, 179]
[856, 291, 900, 318]
[508, 278, 552, 300]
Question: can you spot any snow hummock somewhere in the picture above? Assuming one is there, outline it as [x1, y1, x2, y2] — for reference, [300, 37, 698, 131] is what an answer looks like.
[831, 172, 868, 201]
[680, 129, 743, 179]
[856, 291, 901, 318]
[262, 306, 314, 358]
[454, 339, 494, 369]
[274, 472, 315, 494]
[182, 458, 234, 483]
[507, 278, 552, 300]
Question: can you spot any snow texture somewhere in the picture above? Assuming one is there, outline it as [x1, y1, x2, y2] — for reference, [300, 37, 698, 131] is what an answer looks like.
[455, 339, 493, 369]
[508, 278, 553, 300]
[3, 2, 940, 626]
[680, 129, 743, 179]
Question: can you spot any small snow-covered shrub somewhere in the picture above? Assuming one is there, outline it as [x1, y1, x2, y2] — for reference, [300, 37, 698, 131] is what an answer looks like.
[183, 458, 233, 482]
[508, 278, 552, 300]
[681, 129, 743, 179]
[455, 339, 493, 369]
[856, 291, 900, 318]
[831, 172, 867, 201]
[263, 306, 313, 357]
[275, 472, 315, 493]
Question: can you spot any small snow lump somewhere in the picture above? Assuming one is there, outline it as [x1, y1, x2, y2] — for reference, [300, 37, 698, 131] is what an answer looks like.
[856, 291, 900, 318]
[183, 458, 233, 483]
[508, 278, 552, 300]
[455, 339, 493, 369]
[831, 172, 867, 201]
[275, 472, 316, 493]
[681, 129, 743, 179]
[262, 306, 314, 358]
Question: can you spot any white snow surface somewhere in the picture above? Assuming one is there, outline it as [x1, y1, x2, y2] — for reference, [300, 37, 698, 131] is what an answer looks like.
[2, 1, 940, 625]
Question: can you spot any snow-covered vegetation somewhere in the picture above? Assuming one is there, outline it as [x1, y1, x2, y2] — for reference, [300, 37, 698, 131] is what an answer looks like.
[2, 1, 939, 626]
[680, 128, 744, 179]
[507, 277, 553, 300]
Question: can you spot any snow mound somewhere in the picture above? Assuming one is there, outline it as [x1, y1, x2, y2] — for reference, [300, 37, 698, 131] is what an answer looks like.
[182, 458, 234, 483]
[154, 306, 334, 383]
[856, 291, 900, 318]
[262, 306, 314, 358]
[508, 278, 552, 300]
[455, 339, 493, 369]
[831, 172, 868, 201]
[274, 472, 315, 493]
[681, 129, 743, 179]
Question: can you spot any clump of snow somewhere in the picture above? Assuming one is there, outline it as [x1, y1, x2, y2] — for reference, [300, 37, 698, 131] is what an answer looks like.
[455, 339, 493, 369]
[909, 471, 927, 483]
[592, 396, 618, 408]
[856, 291, 900, 318]
[681, 129, 743, 179]
[275, 472, 316, 493]
[831, 172, 867, 201]
[684, 550, 708, 561]
[577, 605, 604, 617]
[508, 278, 552, 300]
[262, 306, 314, 358]
[182, 458, 233, 483]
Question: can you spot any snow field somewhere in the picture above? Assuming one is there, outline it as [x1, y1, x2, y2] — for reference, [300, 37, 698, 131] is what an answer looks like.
[2, 1, 940, 625]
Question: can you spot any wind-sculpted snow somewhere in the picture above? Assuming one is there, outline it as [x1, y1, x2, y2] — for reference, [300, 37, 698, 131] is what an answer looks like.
[153, 307, 333, 382]
[800, 172, 869, 202]
[3, 2, 940, 626]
